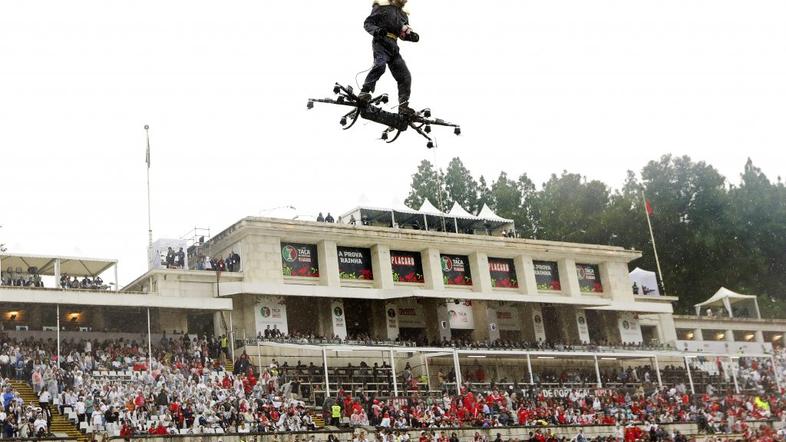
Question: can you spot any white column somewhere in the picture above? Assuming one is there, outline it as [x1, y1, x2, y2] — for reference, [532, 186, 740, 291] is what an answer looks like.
[54, 259, 61, 288]
[229, 311, 235, 362]
[452, 350, 462, 391]
[317, 240, 340, 287]
[256, 341, 262, 374]
[729, 356, 740, 394]
[114, 264, 119, 291]
[422, 248, 445, 291]
[557, 258, 581, 297]
[654, 356, 663, 388]
[515, 255, 539, 296]
[147, 308, 153, 373]
[526, 353, 534, 385]
[593, 355, 602, 388]
[469, 252, 492, 293]
[684, 356, 695, 394]
[389, 349, 398, 397]
[421, 352, 430, 390]
[56, 305, 61, 369]
[371, 245, 394, 290]
[322, 348, 330, 397]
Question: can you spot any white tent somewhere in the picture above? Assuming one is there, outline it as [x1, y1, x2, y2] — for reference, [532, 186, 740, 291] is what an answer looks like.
[477, 204, 514, 223]
[447, 202, 479, 220]
[694, 287, 761, 319]
[629, 267, 660, 296]
[418, 199, 446, 216]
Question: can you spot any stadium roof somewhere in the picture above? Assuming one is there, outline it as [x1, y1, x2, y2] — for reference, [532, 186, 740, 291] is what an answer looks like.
[0, 252, 117, 277]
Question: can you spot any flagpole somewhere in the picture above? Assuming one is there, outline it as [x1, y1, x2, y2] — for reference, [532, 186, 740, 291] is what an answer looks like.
[641, 190, 666, 294]
[145, 125, 153, 248]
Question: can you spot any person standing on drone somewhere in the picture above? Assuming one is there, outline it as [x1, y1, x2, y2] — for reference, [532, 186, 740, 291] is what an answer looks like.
[357, 0, 420, 116]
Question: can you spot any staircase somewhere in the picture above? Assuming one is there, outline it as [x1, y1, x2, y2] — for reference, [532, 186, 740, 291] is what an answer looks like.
[9, 380, 86, 442]
[225, 359, 234, 373]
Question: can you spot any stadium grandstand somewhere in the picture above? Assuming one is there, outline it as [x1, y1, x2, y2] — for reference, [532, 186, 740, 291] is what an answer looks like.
[2, 205, 786, 441]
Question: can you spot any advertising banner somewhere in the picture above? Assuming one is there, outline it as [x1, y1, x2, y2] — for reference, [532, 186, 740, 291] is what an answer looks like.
[255, 296, 289, 336]
[488, 258, 518, 288]
[337, 246, 373, 280]
[390, 250, 425, 284]
[495, 304, 521, 331]
[397, 299, 426, 328]
[618, 312, 643, 344]
[448, 301, 475, 329]
[575, 309, 590, 344]
[330, 300, 347, 339]
[281, 243, 319, 278]
[576, 263, 603, 293]
[520, 388, 614, 398]
[384, 302, 399, 340]
[441, 254, 473, 286]
[531, 304, 546, 342]
[533, 261, 561, 291]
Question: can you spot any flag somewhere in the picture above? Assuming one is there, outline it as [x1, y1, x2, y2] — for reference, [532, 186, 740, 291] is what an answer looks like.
[645, 199, 654, 216]
[145, 125, 151, 168]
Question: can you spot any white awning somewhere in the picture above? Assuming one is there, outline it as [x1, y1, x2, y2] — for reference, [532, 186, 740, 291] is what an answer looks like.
[447, 202, 480, 220]
[418, 199, 446, 216]
[477, 204, 514, 223]
[0, 253, 116, 277]
[629, 267, 660, 296]
[694, 287, 761, 319]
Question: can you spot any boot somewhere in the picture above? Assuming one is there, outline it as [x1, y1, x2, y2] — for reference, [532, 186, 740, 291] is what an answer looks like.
[357, 92, 372, 105]
[398, 104, 416, 117]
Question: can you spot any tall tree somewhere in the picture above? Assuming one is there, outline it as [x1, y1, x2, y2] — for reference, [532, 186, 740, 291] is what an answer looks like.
[491, 172, 523, 221]
[405, 160, 449, 211]
[477, 176, 494, 212]
[534, 171, 610, 244]
[727, 158, 786, 300]
[640, 154, 731, 311]
[444, 157, 479, 213]
[516, 173, 539, 238]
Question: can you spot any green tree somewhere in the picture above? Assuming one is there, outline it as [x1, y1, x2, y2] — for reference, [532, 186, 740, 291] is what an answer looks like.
[727, 158, 786, 300]
[491, 172, 523, 221]
[477, 176, 494, 212]
[444, 157, 479, 212]
[640, 155, 732, 311]
[405, 160, 449, 211]
[534, 171, 610, 244]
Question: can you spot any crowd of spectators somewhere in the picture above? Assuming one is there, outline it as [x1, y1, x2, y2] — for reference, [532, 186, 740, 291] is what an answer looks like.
[1, 334, 785, 440]
[0, 334, 314, 438]
[194, 251, 241, 272]
[331, 377, 783, 437]
[1, 267, 44, 288]
[249, 331, 672, 355]
[59, 274, 108, 290]
[1, 377, 51, 438]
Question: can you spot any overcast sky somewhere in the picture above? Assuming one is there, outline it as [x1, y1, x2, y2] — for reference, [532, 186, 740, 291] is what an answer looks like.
[1, 0, 785, 285]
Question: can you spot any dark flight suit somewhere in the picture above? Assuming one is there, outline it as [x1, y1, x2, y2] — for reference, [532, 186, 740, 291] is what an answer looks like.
[361, 4, 419, 107]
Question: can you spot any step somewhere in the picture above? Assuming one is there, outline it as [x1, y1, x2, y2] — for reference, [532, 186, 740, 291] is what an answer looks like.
[9, 381, 87, 442]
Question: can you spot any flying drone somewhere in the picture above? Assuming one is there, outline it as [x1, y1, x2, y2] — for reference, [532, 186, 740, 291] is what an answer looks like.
[307, 83, 461, 148]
